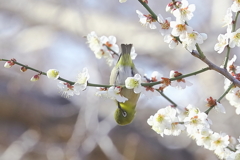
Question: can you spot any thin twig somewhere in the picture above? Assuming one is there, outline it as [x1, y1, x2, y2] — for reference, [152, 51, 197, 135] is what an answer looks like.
[157, 90, 178, 107]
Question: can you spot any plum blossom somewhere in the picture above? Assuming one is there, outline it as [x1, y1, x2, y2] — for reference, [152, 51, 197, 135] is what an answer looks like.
[158, 14, 172, 36]
[180, 31, 207, 52]
[107, 86, 128, 102]
[214, 34, 229, 53]
[170, 21, 193, 37]
[75, 67, 90, 91]
[136, 10, 157, 29]
[86, 31, 119, 66]
[58, 82, 81, 98]
[125, 74, 144, 93]
[229, 28, 240, 48]
[172, 0, 196, 23]
[231, 0, 240, 12]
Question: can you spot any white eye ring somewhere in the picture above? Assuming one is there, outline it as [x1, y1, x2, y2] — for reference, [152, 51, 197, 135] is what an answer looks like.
[121, 110, 127, 117]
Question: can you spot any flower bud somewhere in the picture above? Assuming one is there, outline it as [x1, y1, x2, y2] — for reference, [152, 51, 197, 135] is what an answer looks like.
[166, 2, 174, 12]
[4, 59, 16, 68]
[46, 69, 59, 80]
[31, 74, 40, 82]
[141, 0, 148, 4]
[20, 66, 28, 72]
[175, 1, 182, 8]
[206, 97, 216, 107]
[119, 0, 127, 3]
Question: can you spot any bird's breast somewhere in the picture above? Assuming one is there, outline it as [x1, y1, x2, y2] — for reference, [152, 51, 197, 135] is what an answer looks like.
[115, 66, 133, 85]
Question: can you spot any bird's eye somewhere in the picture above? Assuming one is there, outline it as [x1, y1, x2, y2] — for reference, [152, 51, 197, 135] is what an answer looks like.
[121, 110, 127, 117]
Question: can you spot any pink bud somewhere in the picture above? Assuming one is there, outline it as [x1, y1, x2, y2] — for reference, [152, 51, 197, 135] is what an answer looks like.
[30, 74, 40, 81]
[4, 59, 16, 68]
[20, 66, 28, 72]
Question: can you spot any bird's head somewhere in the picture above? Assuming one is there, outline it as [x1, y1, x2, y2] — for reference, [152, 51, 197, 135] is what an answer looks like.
[114, 106, 136, 125]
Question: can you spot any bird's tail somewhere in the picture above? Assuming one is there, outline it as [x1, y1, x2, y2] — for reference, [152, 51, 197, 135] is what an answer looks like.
[121, 44, 132, 55]
[118, 44, 133, 66]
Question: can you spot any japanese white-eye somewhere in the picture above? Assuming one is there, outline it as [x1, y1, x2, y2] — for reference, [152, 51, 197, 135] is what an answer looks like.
[110, 44, 140, 125]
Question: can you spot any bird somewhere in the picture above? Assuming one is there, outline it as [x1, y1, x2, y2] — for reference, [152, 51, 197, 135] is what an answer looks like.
[110, 44, 140, 125]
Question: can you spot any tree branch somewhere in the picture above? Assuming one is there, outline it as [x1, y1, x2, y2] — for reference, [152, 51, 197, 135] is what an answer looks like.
[191, 50, 240, 87]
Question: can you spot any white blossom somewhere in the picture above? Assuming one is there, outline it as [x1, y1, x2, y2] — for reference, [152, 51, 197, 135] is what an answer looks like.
[214, 34, 229, 53]
[75, 67, 90, 91]
[86, 32, 119, 66]
[107, 86, 128, 102]
[195, 128, 214, 150]
[210, 133, 230, 151]
[225, 55, 240, 73]
[229, 28, 240, 48]
[226, 149, 240, 160]
[87, 31, 102, 54]
[226, 87, 240, 114]
[95, 87, 109, 97]
[158, 14, 172, 36]
[172, 0, 195, 23]
[125, 74, 144, 93]
[136, 10, 157, 29]
[58, 82, 81, 98]
[184, 111, 211, 135]
[170, 21, 193, 37]
[231, 0, 240, 12]
[164, 35, 179, 49]
[100, 36, 119, 54]
[214, 147, 232, 160]
[180, 31, 207, 52]
[177, 104, 200, 121]
[163, 116, 185, 136]
[147, 106, 179, 137]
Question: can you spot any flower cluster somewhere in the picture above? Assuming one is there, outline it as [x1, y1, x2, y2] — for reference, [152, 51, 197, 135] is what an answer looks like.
[147, 104, 240, 159]
[214, 1, 240, 54]
[222, 55, 240, 115]
[147, 106, 185, 137]
[86, 31, 137, 66]
[135, 0, 207, 51]
[86, 31, 119, 66]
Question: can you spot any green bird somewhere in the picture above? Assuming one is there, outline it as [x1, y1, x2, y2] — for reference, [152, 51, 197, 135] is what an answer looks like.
[110, 44, 140, 125]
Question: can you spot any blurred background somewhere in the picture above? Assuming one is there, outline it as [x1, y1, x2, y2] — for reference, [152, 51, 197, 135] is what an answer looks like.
[0, 0, 239, 160]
